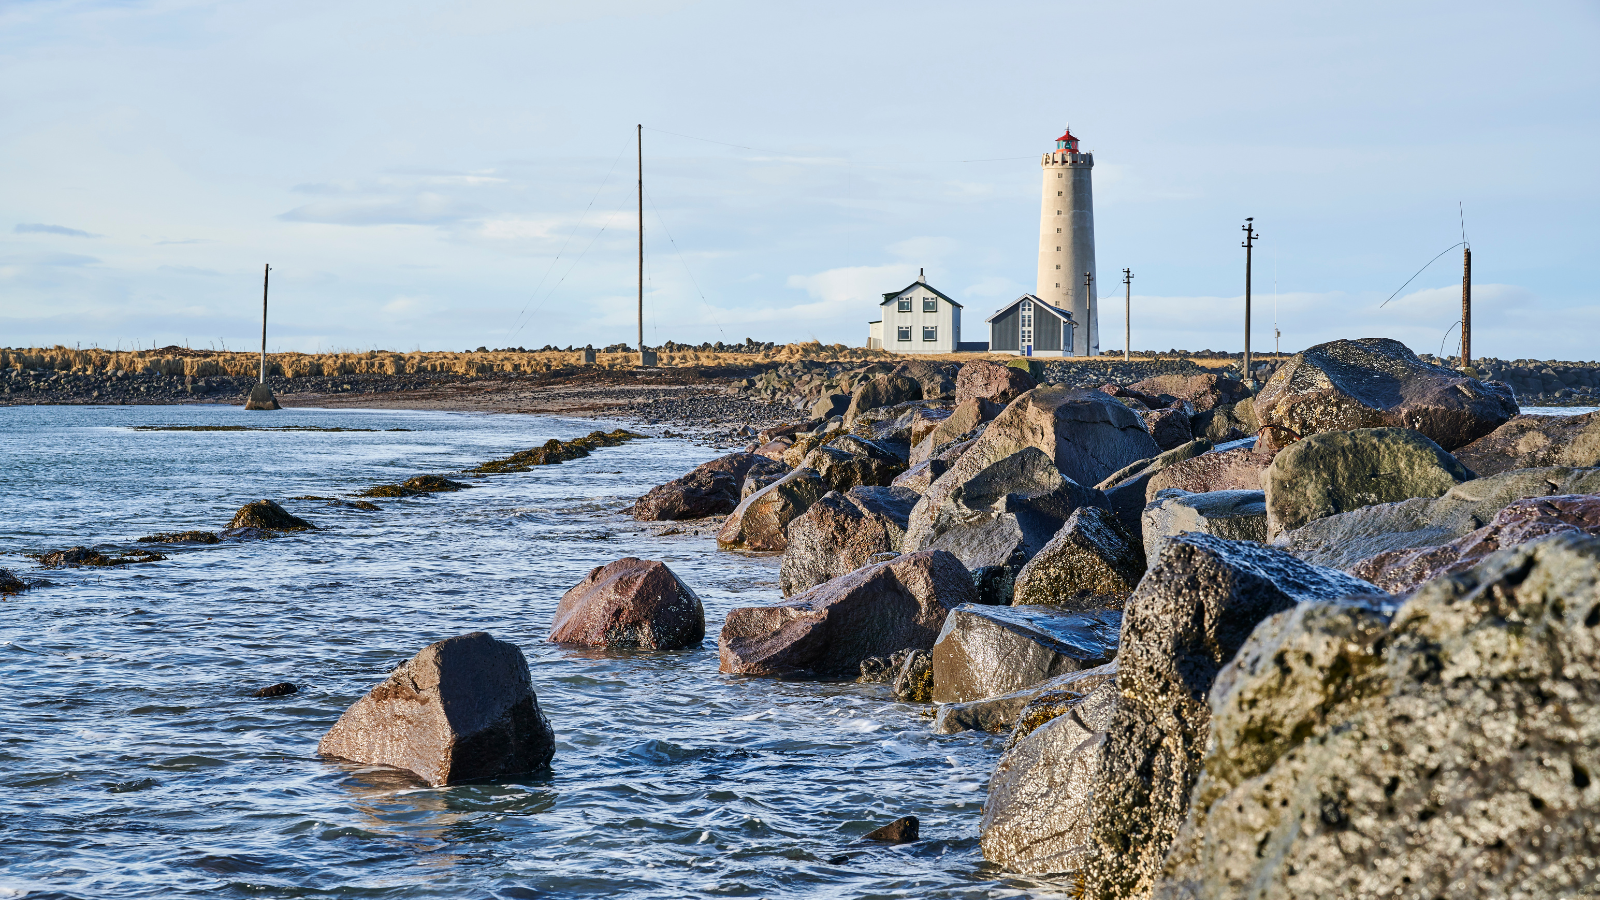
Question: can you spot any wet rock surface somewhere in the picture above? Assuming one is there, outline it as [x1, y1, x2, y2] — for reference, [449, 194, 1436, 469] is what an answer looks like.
[633, 452, 787, 521]
[1252, 337, 1519, 451]
[1262, 427, 1475, 539]
[1011, 506, 1146, 610]
[1450, 410, 1600, 476]
[549, 557, 706, 650]
[718, 550, 976, 678]
[1077, 534, 1383, 900]
[864, 815, 921, 843]
[890, 649, 935, 702]
[1157, 534, 1600, 900]
[0, 568, 36, 594]
[779, 486, 918, 597]
[229, 499, 315, 531]
[1142, 489, 1268, 562]
[38, 546, 166, 567]
[716, 467, 830, 551]
[930, 603, 1120, 704]
[317, 631, 556, 787]
[470, 430, 641, 474]
[361, 474, 470, 498]
[933, 662, 1115, 736]
[136, 530, 222, 545]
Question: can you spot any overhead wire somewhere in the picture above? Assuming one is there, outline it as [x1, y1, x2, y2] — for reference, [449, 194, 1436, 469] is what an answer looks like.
[1378, 242, 1466, 309]
[644, 185, 727, 340]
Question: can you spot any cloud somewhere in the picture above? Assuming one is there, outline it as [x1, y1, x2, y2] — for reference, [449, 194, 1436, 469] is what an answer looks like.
[2, 252, 100, 267]
[278, 193, 484, 226]
[15, 223, 98, 237]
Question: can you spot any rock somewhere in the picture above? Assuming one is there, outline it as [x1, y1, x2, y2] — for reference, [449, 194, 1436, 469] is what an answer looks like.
[847, 400, 939, 453]
[718, 549, 977, 677]
[857, 648, 914, 684]
[136, 530, 221, 544]
[930, 603, 1120, 703]
[1011, 506, 1145, 610]
[1349, 492, 1600, 593]
[753, 437, 792, 461]
[0, 569, 31, 594]
[891, 649, 934, 702]
[844, 374, 923, 424]
[742, 469, 785, 500]
[901, 446, 1108, 572]
[811, 392, 850, 420]
[1141, 407, 1193, 452]
[1189, 399, 1257, 444]
[1251, 337, 1518, 451]
[934, 662, 1115, 735]
[891, 458, 945, 494]
[893, 360, 959, 400]
[252, 682, 298, 698]
[1095, 439, 1212, 537]
[979, 671, 1122, 874]
[1450, 411, 1600, 476]
[1076, 535, 1384, 900]
[219, 526, 274, 541]
[1262, 427, 1476, 539]
[1143, 446, 1273, 504]
[634, 452, 787, 521]
[1004, 662, 1120, 749]
[956, 360, 1037, 405]
[1157, 534, 1600, 900]
[801, 442, 905, 493]
[779, 486, 919, 597]
[1142, 489, 1268, 562]
[716, 467, 830, 551]
[912, 398, 1000, 465]
[1128, 373, 1251, 413]
[361, 474, 470, 498]
[229, 499, 314, 531]
[317, 632, 555, 786]
[549, 557, 705, 650]
[243, 382, 280, 410]
[865, 815, 920, 843]
[1277, 465, 1600, 571]
[952, 385, 1161, 490]
[39, 546, 165, 567]
[970, 564, 1018, 606]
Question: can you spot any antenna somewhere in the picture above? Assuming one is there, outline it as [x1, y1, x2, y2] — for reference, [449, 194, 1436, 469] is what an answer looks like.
[1273, 248, 1279, 356]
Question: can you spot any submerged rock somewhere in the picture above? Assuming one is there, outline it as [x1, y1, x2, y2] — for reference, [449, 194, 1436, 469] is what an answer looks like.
[229, 499, 315, 531]
[865, 815, 921, 843]
[930, 603, 1120, 704]
[1011, 506, 1146, 610]
[1450, 410, 1600, 476]
[136, 530, 222, 545]
[549, 557, 705, 650]
[470, 429, 641, 474]
[39, 546, 166, 567]
[251, 682, 298, 698]
[718, 549, 975, 678]
[317, 631, 555, 786]
[361, 474, 469, 498]
[1262, 427, 1474, 539]
[1252, 337, 1518, 451]
[0, 568, 34, 594]
[779, 486, 918, 597]
[1157, 534, 1600, 900]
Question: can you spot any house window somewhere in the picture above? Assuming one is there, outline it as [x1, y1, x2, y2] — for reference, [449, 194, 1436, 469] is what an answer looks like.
[897, 297, 912, 312]
[1055, 283, 1060, 288]
[1055, 265, 1061, 270]
[1057, 191, 1063, 196]
[1056, 228, 1061, 233]
[1056, 210, 1062, 215]
[922, 326, 937, 342]
[922, 297, 938, 313]
[897, 326, 912, 341]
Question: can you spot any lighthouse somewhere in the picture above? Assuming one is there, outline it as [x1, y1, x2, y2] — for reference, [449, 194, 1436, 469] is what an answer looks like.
[1036, 126, 1097, 356]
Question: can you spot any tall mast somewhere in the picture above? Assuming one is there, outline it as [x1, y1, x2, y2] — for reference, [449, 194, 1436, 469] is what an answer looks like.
[260, 263, 270, 384]
[637, 124, 644, 365]
[1461, 246, 1472, 368]
[1122, 268, 1132, 362]
[1241, 218, 1258, 383]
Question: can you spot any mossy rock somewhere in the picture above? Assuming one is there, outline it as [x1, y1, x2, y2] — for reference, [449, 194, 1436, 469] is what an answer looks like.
[37, 546, 167, 567]
[1006, 358, 1046, 381]
[137, 530, 222, 545]
[471, 430, 644, 474]
[229, 499, 315, 531]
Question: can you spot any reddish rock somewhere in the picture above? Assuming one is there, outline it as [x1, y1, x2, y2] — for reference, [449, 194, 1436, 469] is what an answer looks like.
[549, 557, 706, 649]
[844, 375, 923, 424]
[633, 452, 787, 521]
[946, 385, 1161, 492]
[955, 360, 1037, 406]
[779, 486, 919, 596]
[1128, 373, 1251, 413]
[1144, 446, 1275, 504]
[1350, 493, 1600, 593]
[753, 437, 792, 461]
[913, 397, 1001, 464]
[718, 549, 977, 677]
[1140, 407, 1193, 452]
[716, 467, 830, 551]
[1450, 412, 1600, 477]
[1252, 337, 1518, 451]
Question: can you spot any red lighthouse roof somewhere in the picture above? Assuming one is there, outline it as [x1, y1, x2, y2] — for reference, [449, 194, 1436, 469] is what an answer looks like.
[1055, 127, 1078, 144]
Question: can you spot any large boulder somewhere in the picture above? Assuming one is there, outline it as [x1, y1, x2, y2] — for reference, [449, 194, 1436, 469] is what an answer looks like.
[957, 385, 1161, 490]
[1349, 493, 1600, 593]
[317, 632, 555, 786]
[1128, 373, 1251, 413]
[930, 603, 1120, 703]
[718, 550, 977, 677]
[1262, 427, 1475, 539]
[956, 359, 1037, 405]
[716, 468, 830, 551]
[893, 360, 958, 400]
[549, 557, 705, 649]
[1252, 337, 1518, 451]
[912, 397, 1001, 465]
[1076, 535, 1384, 899]
[844, 374, 923, 424]
[1189, 399, 1258, 444]
[1157, 534, 1600, 900]
[901, 446, 1107, 572]
[229, 499, 313, 531]
[979, 670, 1121, 874]
[634, 452, 786, 521]
[801, 436, 905, 492]
[779, 486, 919, 596]
[1094, 439, 1212, 537]
[1142, 489, 1268, 562]
[1451, 411, 1600, 476]
[1140, 407, 1193, 452]
[1278, 465, 1600, 571]
[1011, 506, 1146, 610]
[1144, 445, 1273, 504]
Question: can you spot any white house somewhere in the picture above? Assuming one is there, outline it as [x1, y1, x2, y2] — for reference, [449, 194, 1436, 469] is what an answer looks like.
[986, 293, 1076, 357]
[867, 272, 962, 354]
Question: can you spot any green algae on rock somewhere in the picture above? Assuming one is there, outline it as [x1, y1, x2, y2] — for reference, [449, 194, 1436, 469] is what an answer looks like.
[360, 474, 470, 498]
[470, 430, 643, 474]
[36, 546, 167, 567]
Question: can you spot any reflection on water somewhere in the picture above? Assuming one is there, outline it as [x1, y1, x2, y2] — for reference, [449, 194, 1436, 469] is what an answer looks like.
[0, 405, 1060, 899]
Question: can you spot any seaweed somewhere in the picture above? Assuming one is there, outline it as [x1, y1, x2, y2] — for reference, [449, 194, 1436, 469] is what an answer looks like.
[470, 430, 644, 474]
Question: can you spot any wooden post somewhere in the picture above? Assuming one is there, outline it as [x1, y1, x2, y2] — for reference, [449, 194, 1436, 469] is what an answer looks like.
[1461, 246, 1472, 368]
[260, 264, 270, 384]
[1122, 268, 1133, 362]
[1241, 218, 1257, 383]
[637, 124, 645, 366]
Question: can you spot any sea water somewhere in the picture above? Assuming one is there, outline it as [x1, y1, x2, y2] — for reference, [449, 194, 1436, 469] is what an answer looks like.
[0, 405, 1067, 899]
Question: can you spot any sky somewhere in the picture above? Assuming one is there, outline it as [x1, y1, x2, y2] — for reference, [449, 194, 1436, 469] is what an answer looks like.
[2, 0, 1597, 360]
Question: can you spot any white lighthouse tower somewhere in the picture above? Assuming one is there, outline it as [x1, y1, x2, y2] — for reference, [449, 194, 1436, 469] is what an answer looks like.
[1036, 126, 1097, 356]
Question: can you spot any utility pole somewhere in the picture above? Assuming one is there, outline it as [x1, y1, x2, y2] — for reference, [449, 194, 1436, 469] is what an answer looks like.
[1122, 268, 1133, 362]
[260, 263, 270, 384]
[1084, 271, 1094, 356]
[1241, 218, 1258, 383]
[1461, 245, 1472, 369]
[637, 124, 645, 366]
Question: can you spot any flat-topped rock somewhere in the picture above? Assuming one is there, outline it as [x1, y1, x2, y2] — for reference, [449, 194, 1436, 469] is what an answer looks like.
[930, 603, 1120, 703]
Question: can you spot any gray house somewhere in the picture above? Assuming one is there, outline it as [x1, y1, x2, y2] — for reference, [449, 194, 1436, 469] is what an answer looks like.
[987, 294, 1076, 357]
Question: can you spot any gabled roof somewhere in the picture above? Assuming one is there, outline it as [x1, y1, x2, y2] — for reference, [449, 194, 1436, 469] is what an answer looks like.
[985, 293, 1075, 324]
[881, 280, 963, 308]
